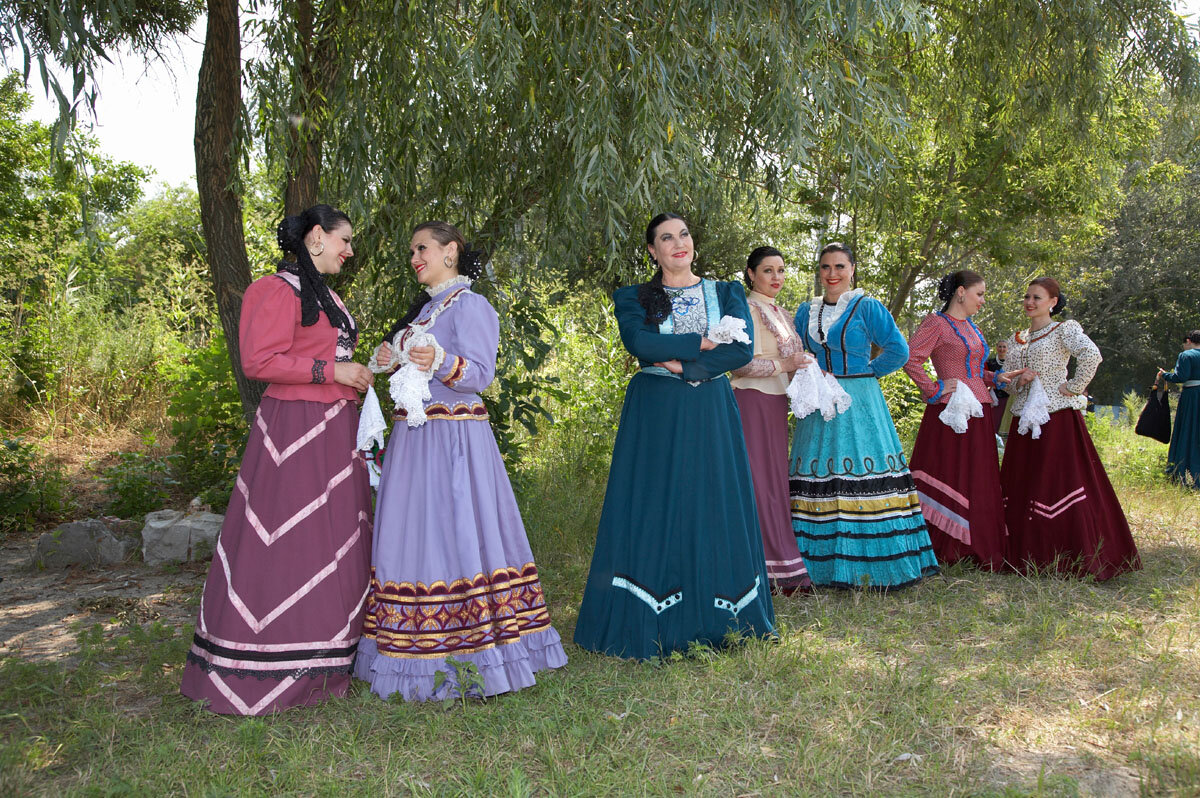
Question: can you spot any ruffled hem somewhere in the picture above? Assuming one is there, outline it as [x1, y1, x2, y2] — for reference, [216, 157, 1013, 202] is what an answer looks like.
[353, 627, 567, 702]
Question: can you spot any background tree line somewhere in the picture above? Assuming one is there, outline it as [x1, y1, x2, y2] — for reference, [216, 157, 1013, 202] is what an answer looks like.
[3, 0, 1200, 445]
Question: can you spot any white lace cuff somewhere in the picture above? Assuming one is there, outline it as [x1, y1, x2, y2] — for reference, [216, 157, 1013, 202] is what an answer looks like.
[369, 338, 402, 374]
[938, 382, 984, 434]
[708, 315, 752, 345]
[1017, 377, 1052, 439]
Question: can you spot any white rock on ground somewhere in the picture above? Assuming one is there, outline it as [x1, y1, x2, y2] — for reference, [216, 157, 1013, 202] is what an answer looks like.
[33, 519, 130, 569]
[141, 510, 225, 566]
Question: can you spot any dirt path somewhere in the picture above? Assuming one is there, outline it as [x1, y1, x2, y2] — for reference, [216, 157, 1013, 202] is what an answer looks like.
[0, 532, 205, 662]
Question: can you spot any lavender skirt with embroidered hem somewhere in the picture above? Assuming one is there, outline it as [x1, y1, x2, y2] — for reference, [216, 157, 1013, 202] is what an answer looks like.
[354, 416, 567, 702]
[180, 397, 372, 716]
[734, 389, 811, 591]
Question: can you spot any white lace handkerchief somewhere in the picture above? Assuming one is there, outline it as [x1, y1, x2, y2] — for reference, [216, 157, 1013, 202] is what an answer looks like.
[356, 389, 388, 487]
[707, 315, 752, 345]
[379, 332, 446, 428]
[787, 362, 853, 422]
[938, 382, 984, 434]
[1017, 376, 1052, 439]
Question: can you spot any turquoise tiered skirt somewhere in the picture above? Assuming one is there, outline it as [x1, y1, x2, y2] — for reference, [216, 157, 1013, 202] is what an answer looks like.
[789, 376, 939, 590]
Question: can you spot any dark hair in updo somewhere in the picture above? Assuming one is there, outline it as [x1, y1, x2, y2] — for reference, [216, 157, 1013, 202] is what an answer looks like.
[745, 246, 784, 289]
[936, 270, 984, 312]
[1029, 276, 1067, 316]
[275, 204, 355, 338]
[1185, 330, 1200, 345]
[383, 221, 486, 342]
[637, 212, 685, 325]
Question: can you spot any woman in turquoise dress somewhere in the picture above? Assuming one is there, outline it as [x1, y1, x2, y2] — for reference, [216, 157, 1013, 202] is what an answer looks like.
[574, 213, 775, 659]
[789, 243, 939, 590]
[1159, 330, 1200, 488]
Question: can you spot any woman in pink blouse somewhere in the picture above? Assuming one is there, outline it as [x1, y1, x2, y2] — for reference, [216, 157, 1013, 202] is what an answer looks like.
[903, 271, 1011, 570]
[1000, 277, 1139, 580]
[181, 204, 376, 714]
[730, 247, 814, 594]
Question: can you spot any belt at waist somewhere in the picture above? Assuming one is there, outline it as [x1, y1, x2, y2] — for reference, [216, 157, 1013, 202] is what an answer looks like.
[1184, 379, 1200, 388]
[640, 365, 726, 384]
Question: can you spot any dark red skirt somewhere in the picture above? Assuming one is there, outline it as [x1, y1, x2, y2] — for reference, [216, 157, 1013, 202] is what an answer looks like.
[734, 388, 811, 591]
[909, 403, 1007, 570]
[1000, 409, 1140, 581]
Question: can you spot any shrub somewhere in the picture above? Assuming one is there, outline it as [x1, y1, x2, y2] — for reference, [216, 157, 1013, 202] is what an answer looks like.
[163, 331, 246, 511]
[0, 437, 72, 535]
[102, 440, 178, 520]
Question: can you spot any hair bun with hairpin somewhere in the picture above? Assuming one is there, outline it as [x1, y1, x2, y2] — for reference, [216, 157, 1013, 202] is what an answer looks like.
[459, 246, 485, 280]
[936, 272, 957, 304]
[276, 214, 307, 255]
[1051, 290, 1068, 316]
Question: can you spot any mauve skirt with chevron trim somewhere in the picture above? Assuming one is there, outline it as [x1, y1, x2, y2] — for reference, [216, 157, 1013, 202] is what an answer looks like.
[180, 397, 372, 715]
[909, 403, 1007, 570]
[734, 388, 811, 591]
[1000, 409, 1140, 581]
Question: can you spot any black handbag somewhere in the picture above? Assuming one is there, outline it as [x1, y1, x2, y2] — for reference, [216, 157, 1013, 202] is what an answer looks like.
[1135, 383, 1171, 444]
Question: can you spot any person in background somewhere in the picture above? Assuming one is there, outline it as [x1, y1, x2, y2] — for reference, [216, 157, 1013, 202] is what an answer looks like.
[985, 338, 1011, 435]
[730, 246, 814, 595]
[788, 243, 938, 590]
[1000, 277, 1140, 580]
[902, 271, 1012, 571]
[181, 204, 374, 715]
[574, 213, 775, 659]
[1159, 329, 1200, 488]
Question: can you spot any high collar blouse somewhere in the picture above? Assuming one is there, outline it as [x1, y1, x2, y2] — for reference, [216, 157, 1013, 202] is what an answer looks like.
[1003, 319, 1101, 415]
[903, 312, 998, 405]
[387, 282, 499, 422]
[730, 290, 804, 395]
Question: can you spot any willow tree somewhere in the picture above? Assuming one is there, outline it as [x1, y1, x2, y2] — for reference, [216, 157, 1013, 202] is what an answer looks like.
[810, 0, 1199, 320]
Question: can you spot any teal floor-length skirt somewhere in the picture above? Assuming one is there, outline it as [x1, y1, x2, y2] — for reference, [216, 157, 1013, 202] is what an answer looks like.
[573, 372, 775, 660]
[1168, 385, 1200, 488]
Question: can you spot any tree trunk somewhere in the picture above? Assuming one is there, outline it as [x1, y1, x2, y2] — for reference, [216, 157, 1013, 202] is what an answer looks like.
[283, 0, 354, 216]
[195, 0, 264, 419]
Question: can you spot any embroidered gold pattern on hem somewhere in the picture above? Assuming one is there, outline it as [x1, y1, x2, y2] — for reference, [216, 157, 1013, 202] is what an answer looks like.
[362, 563, 553, 658]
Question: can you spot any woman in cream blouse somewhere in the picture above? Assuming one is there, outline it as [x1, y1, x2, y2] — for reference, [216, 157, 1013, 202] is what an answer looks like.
[730, 247, 814, 594]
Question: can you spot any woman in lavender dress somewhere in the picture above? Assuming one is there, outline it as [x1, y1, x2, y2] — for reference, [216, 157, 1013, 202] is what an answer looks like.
[354, 221, 567, 701]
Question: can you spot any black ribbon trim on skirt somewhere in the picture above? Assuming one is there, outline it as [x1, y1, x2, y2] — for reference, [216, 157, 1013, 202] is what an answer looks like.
[800, 543, 935, 563]
[192, 633, 357, 663]
[795, 521, 930, 539]
[185, 651, 353, 681]
[789, 473, 916, 497]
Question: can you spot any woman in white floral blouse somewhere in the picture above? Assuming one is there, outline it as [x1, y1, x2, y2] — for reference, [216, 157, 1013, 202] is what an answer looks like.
[1000, 277, 1140, 580]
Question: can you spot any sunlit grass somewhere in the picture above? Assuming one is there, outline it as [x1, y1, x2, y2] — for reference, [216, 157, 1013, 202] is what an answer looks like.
[1, 417, 1197, 795]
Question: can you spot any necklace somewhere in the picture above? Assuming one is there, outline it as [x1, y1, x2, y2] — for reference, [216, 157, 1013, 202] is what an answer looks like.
[1015, 321, 1059, 345]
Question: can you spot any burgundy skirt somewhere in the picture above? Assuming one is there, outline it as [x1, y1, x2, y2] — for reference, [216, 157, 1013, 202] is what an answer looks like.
[734, 388, 811, 592]
[909, 403, 1007, 570]
[1000, 409, 1140, 581]
[180, 397, 373, 715]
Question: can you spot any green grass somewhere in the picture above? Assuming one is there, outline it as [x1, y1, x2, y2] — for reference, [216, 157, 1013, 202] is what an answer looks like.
[2, 419, 1199, 795]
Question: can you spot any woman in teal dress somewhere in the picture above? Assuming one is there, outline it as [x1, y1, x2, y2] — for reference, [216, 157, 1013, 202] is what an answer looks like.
[574, 213, 775, 659]
[789, 243, 938, 590]
[1159, 330, 1200, 488]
